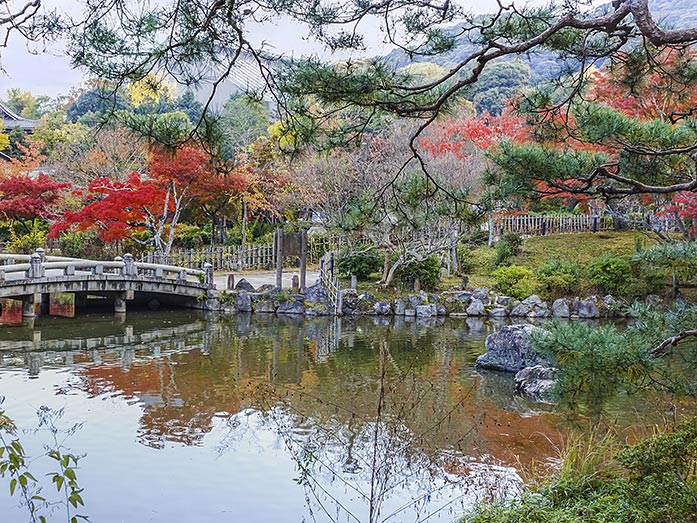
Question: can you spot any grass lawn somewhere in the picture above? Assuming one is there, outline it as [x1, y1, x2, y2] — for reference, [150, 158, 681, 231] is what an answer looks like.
[340, 231, 656, 299]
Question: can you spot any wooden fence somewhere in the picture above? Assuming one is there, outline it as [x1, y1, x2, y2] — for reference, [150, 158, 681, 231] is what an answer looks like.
[140, 243, 275, 271]
[492, 214, 614, 236]
[139, 234, 344, 271]
[136, 213, 679, 270]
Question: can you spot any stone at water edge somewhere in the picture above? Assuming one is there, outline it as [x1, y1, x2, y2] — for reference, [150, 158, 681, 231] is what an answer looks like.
[373, 301, 393, 316]
[509, 302, 531, 317]
[304, 282, 330, 304]
[514, 365, 557, 400]
[576, 300, 600, 319]
[476, 324, 550, 373]
[254, 300, 276, 313]
[551, 298, 570, 318]
[466, 298, 486, 316]
[236, 290, 253, 312]
[394, 299, 407, 315]
[408, 294, 423, 309]
[276, 301, 306, 315]
[416, 304, 437, 317]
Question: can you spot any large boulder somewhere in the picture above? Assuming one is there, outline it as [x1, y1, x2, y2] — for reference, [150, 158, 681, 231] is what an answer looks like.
[476, 324, 548, 373]
[551, 298, 570, 318]
[236, 290, 252, 313]
[373, 301, 393, 316]
[466, 298, 486, 316]
[514, 365, 557, 400]
[575, 299, 600, 319]
[276, 300, 305, 315]
[304, 282, 329, 304]
[254, 299, 276, 313]
[416, 304, 437, 317]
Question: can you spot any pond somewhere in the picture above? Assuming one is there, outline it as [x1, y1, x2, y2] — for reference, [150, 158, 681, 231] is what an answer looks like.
[0, 311, 667, 523]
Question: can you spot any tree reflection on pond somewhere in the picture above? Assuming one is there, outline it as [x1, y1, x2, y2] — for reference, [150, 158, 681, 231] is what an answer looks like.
[0, 311, 670, 523]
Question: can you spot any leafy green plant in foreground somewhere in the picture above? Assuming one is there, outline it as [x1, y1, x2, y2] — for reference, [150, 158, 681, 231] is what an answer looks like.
[463, 418, 697, 523]
[0, 403, 88, 523]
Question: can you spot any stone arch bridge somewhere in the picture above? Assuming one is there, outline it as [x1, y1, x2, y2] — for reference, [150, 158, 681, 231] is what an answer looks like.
[0, 249, 219, 318]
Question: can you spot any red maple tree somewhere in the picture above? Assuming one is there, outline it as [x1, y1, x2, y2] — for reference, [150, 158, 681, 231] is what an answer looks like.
[51, 145, 249, 256]
[0, 173, 70, 232]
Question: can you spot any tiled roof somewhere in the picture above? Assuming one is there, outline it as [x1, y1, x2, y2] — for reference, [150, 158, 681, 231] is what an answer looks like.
[0, 100, 37, 133]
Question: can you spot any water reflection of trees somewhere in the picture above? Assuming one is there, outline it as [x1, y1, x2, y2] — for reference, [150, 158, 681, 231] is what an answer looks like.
[1, 314, 564, 463]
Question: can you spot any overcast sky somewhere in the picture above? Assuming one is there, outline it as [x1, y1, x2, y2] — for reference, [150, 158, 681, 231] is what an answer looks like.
[0, 0, 547, 98]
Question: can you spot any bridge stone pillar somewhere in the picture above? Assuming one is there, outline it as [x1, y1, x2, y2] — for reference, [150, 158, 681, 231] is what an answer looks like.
[21, 294, 36, 318]
[115, 292, 127, 313]
[35, 247, 46, 263]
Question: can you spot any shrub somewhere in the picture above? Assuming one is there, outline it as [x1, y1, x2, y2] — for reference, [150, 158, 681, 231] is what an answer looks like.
[395, 255, 442, 290]
[587, 254, 633, 295]
[337, 247, 383, 280]
[456, 242, 477, 274]
[491, 264, 535, 299]
[8, 222, 46, 254]
[494, 232, 523, 266]
[463, 229, 489, 247]
[175, 224, 206, 248]
[535, 258, 583, 298]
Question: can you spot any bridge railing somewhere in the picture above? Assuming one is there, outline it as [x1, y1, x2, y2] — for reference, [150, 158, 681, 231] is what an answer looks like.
[0, 250, 215, 288]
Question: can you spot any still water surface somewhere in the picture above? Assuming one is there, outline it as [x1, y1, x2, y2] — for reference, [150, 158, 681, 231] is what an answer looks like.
[0, 311, 663, 523]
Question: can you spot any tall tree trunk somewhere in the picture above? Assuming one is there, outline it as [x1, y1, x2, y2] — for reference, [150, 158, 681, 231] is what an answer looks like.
[241, 200, 247, 246]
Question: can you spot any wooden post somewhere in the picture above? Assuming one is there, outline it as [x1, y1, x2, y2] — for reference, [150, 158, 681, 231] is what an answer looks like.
[299, 230, 308, 289]
[275, 229, 284, 288]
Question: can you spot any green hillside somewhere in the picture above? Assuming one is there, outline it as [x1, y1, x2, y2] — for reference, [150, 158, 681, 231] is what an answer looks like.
[381, 0, 692, 114]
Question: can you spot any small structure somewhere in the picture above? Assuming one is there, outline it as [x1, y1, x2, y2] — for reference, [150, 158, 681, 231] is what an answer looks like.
[0, 101, 37, 134]
[274, 230, 308, 289]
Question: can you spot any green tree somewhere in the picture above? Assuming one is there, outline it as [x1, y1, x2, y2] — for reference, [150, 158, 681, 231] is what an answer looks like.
[219, 95, 270, 159]
[4, 88, 53, 119]
[469, 60, 531, 116]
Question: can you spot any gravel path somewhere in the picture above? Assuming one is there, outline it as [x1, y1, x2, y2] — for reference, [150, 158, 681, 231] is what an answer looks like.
[213, 270, 321, 291]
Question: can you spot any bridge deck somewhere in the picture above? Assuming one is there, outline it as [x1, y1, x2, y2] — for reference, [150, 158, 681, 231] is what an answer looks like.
[0, 250, 218, 316]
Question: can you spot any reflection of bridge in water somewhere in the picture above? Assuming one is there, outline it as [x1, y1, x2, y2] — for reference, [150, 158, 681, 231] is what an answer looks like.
[0, 249, 218, 320]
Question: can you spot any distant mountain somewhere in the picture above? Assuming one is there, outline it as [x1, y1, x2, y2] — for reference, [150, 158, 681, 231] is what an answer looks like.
[649, 0, 697, 30]
[380, 0, 691, 114]
[382, 0, 691, 77]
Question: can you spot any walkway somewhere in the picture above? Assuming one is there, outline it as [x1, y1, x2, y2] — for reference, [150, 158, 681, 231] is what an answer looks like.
[214, 270, 321, 291]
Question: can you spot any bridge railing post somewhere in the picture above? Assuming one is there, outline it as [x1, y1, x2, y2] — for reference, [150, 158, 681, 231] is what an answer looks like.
[27, 253, 43, 279]
[123, 253, 137, 276]
[35, 247, 46, 263]
[203, 263, 214, 288]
